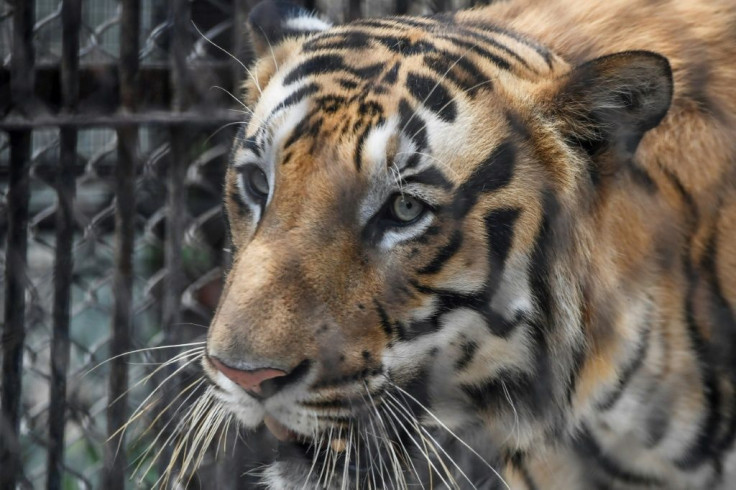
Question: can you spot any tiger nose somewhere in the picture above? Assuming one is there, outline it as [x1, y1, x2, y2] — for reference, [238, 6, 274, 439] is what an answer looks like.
[209, 356, 287, 397]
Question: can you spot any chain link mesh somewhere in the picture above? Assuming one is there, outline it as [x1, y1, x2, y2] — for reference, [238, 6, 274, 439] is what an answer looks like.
[0, 0, 480, 487]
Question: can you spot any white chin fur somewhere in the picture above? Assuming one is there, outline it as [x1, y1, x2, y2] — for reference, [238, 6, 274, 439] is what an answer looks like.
[261, 462, 334, 490]
[212, 386, 266, 428]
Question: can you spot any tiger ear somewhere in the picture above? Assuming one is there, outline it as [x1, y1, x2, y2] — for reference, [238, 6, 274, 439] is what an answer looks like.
[550, 51, 673, 159]
[248, 0, 331, 59]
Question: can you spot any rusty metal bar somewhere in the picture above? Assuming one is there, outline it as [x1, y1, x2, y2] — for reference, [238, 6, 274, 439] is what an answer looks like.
[0, 1, 35, 488]
[102, 0, 140, 487]
[46, 0, 81, 487]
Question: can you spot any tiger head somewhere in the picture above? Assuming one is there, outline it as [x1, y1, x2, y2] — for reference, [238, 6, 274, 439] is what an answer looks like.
[202, 1, 673, 486]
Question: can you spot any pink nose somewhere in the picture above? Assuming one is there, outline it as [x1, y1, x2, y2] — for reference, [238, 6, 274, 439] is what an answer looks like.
[209, 357, 287, 395]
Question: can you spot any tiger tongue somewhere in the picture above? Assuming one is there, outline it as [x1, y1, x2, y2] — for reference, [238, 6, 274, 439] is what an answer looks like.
[264, 415, 298, 442]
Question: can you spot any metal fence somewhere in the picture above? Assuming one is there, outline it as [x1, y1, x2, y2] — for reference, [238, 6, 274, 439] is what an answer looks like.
[0, 0, 481, 488]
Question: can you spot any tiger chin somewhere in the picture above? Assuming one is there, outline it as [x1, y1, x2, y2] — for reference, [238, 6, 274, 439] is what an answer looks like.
[193, 0, 736, 488]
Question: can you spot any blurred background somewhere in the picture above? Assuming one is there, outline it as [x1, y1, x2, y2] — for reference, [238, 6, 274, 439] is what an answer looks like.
[0, 0, 490, 488]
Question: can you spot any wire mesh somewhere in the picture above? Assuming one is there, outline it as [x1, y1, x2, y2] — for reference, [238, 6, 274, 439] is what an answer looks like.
[0, 0, 482, 488]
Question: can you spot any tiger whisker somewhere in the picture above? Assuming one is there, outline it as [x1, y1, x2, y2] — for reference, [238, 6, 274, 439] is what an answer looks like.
[131, 376, 204, 451]
[175, 389, 219, 487]
[500, 380, 521, 446]
[386, 396, 476, 490]
[301, 416, 323, 490]
[363, 386, 406, 490]
[376, 397, 426, 489]
[129, 377, 206, 479]
[109, 352, 203, 444]
[319, 424, 335, 487]
[84, 341, 205, 376]
[191, 20, 262, 96]
[151, 387, 215, 488]
[381, 396, 454, 489]
[357, 391, 380, 490]
[256, 24, 280, 72]
[361, 392, 392, 490]
[388, 382, 511, 490]
[211, 85, 250, 111]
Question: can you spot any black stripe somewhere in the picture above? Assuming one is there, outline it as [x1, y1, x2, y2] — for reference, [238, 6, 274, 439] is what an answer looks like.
[270, 82, 321, 115]
[437, 34, 512, 72]
[643, 400, 671, 449]
[485, 208, 521, 273]
[506, 452, 539, 490]
[303, 32, 372, 52]
[409, 281, 525, 338]
[353, 125, 371, 171]
[462, 21, 555, 69]
[597, 321, 652, 411]
[405, 72, 457, 123]
[417, 230, 463, 275]
[382, 62, 401, 85]
[337, 78, 358, 90]
[454, 28, 533, 71]
[702, 227, 736, 461]
[375, 35, 435, 55]
[576, 425, 664, 486]
[399, 98, 428, 151]
[454, 339, 478, 371]
[353, 62, 384, 80]
[374, 300, 406, 341]
[422, 50, 491, 97]
[284, 54, 347, 85]
[505, 110, 532, 140]
[528, 192, 559, 326]
[242, 136, 262, 157]
[402, 166, 452, 190]
[354, 17, 437, 30]
[461, 366, 554, 417]
[452, 140, 516, 219]
[676, 264, 722, 471]
[626, 160, 658, 194]
[406, 207, 522, 340]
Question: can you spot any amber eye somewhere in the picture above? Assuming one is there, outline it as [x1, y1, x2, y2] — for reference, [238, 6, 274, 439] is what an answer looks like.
[240, 165, 269, 200]
[390, 194, 425, 223]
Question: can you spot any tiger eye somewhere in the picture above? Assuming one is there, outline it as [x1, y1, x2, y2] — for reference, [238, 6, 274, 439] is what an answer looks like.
[391, 195, 424, 223]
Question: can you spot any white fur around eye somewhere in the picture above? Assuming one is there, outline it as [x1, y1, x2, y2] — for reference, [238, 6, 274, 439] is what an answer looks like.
[284, 15, 332, 33]
[379, 212, 434, 250]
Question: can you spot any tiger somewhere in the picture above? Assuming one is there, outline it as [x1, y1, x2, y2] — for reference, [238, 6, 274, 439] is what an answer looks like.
[192, 0, 736, 488]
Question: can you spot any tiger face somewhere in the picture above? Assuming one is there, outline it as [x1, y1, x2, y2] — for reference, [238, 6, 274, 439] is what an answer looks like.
[202, 1, 673, 487]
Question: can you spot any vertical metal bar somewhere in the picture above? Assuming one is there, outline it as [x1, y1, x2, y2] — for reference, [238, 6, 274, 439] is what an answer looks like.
[345, 0, 362, 21]
[170, 0, 192, 113]
[102, 0, 139, 488]
[395, 0, 409, 15]
[158, 0, 192, 477]
[232, 0, 252, 92]
[0, 131, 31, 490]
[0, 1, 34, 489]
[46, 0, 81, 488]
[164, 0, 192, 353]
